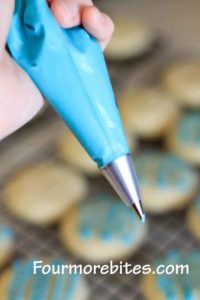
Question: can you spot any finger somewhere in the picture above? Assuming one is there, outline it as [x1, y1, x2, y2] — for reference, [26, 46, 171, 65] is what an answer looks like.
[50, 1, 114, 49]
[82, 6, 114, 50]
[50, 0, 93, 28]
[50, 0, 81, 28]
[0, 0, 14, 58]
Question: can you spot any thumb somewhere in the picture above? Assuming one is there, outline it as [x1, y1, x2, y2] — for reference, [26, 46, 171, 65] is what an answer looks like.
[0, 0, 14, 58]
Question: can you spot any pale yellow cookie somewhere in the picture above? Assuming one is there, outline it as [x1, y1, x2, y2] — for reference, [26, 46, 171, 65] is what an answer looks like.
[134, 151, 198, 214]
[59, 195, 147, 263]
[105, 16, 155, 60]
[142, 251, 200, 300]
[166, 111, 200, 166]
[57, 129, 136, 175]
[4, 162, 88, 226]
[161, 60, 200, 107]
[142, 272, 165, 300]
[57, 129, 98, 176]
[187, 196, 200, 241]
[0, 258, 89, 300]
[119, 87, 179, 139]
[0, 227, 14, 269]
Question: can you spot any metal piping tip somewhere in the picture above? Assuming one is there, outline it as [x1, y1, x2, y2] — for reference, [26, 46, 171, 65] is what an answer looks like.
[131, 203, 145, 223]
[100, 154, 145, 222]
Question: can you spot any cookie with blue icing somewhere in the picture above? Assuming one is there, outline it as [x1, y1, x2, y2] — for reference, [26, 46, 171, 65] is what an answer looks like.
[4, 162, 88, 226]
[0, 258, 89, 300]
[0, 226, 14, 268]
[134, 151, 198, 214]
[162, 60, 200, 108]
[59, 195, 147, 263]
[167, 111, 200, 166]
[142, 250, 200, 300]
[187, 195, 200, 241]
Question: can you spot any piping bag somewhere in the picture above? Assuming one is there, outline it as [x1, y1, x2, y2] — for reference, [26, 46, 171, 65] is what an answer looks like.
[7, 0, 145, 221]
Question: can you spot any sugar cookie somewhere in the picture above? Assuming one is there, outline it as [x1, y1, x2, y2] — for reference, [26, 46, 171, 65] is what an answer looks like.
[4, 162, 88, 226]
[105, 16, 155, 61]
[57, 129, 98, 176]
[142, 250, 200, 300]
[187, 195, 200, 241]
[0, 226, 14, 268]
[59, 195, 147, 263]
[0, 258, 89, 300]
[134, 151, 198, 214]
[57, 129, 136, 175]
[166, 111, 200, 166]
[161, 60, 200, 107]
[119, 87, 179, 139]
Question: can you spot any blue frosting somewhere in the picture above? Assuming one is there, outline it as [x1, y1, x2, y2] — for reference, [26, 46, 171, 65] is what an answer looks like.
[8, 259, 34, 300]
[134, 152, 196, 192]
[7, 0, 129, 168]
[156, 251, 200, 300]
[8, 258, 80, 300]
[0, 226, 14, 242]
[78, 195, 142, 246]
[177, 112, 200, 146]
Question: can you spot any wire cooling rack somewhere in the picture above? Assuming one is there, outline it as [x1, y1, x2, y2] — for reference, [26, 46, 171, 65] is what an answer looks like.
[0, 179, 199, 300]
[1, 8, 200, 300]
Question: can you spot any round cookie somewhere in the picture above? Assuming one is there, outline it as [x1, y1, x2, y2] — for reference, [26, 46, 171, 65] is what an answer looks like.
[134, 151, 198, 214]
[161, 60, 200, 108]
[142, 250, 200, 300]
[0, 258, 89, 300]
[166, 111, 200, 166]
[187, 195, 200, 241]
[59, 195, 147, 263]
[57, 129, 136, 175]
[0, 226, 15, 269]
[57, 129, 99, 176]
[4, 162, 88, 226]
[119, 87, 179, 139]
[105, 16, 155, 61]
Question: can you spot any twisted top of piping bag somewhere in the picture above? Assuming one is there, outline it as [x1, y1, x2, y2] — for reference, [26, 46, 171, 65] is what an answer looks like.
[7, 0, 145, 221]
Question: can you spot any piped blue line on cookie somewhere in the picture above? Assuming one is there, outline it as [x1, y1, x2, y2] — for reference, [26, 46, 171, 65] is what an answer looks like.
[0, 226, 14, 241]
[135, 151, 197, 192]
[155, 250, 200, 300]
[8, 258, 80, 300]
[77, 195, 142, 246]
[177, 111, 200, 146]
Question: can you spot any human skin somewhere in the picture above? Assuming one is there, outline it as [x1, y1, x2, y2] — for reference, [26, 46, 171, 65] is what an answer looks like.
[0, 0, 114, 140]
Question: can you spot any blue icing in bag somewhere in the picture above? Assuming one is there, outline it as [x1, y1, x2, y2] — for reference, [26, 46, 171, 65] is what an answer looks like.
[7, 0, 129, 168]
[7, 0, 145, 220]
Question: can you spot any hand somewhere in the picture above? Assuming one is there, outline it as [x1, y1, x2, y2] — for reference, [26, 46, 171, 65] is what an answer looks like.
[0, 0, 114, 140]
